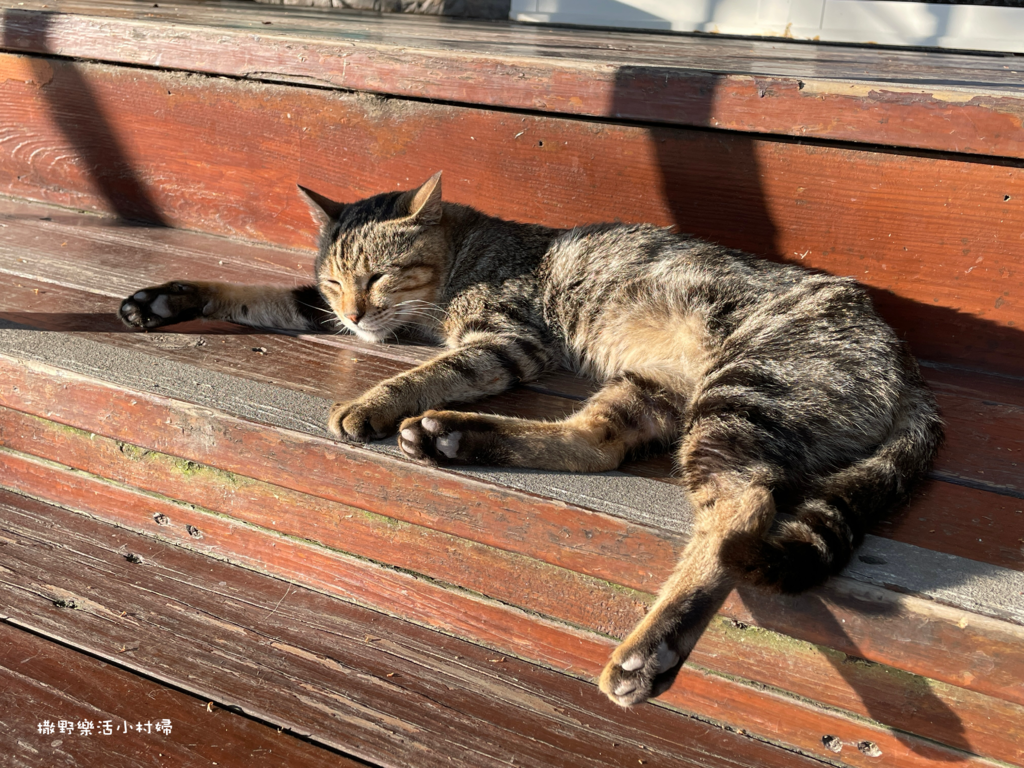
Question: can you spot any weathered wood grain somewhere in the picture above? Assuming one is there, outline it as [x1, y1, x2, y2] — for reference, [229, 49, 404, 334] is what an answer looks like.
[0, 489, 847, 768]
[2, 486, 1007, 767]
[2, 413, 1022, 766]
[2, 0, 1024, 159]
[0, 623, 363, 768]
[1, 199, 1022, 501]
[1, 57, 1022, 374]
[2, 361, 1022, 719]
[2, 248, 1021, 569]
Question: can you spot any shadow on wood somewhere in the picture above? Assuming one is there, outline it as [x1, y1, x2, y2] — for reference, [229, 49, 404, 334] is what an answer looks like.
[614, 67, 976, 758]
[2, 9, 167, 225]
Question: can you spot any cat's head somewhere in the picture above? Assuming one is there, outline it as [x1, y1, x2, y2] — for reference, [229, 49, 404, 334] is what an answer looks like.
[299, 172, 447, 343]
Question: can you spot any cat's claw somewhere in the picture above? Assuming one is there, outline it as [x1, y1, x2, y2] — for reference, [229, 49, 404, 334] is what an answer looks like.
[599, 639, 682, 708]
[119, 281, 205, 329]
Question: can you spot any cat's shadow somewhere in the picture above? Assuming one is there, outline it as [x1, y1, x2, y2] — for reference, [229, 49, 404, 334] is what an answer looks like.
[0, 313, 259, 336]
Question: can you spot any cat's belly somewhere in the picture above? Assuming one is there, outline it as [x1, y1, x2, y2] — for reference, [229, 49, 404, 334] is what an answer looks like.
[574, 309, 712, 397]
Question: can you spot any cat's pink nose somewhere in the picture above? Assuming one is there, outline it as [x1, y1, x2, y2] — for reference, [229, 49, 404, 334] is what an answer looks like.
[345, 311, 362, 324]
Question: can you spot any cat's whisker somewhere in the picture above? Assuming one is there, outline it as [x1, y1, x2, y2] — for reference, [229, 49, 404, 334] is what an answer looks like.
[395, 299, 449, 318]
[397, 310, 444, 322]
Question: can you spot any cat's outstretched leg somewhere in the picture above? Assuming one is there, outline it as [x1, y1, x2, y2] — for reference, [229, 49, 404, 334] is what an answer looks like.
[119, 281, 329, 331]
[599, 479, 775, 707]
[397, 374, 680, 471]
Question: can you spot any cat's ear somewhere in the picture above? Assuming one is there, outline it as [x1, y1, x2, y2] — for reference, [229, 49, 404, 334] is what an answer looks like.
[407, 171, 443, 225]
[297, 185, 346, 227]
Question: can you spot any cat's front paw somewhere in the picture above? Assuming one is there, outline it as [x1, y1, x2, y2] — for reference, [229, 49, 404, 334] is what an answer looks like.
[119, 282, 206, 329]
[599, 637, 682, 708]
[328, 399, 399, 442]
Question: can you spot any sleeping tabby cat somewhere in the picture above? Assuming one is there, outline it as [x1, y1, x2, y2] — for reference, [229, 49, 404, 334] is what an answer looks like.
[119, 173, 942, 707]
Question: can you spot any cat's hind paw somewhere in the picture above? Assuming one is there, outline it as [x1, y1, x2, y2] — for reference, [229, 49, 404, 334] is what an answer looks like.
[599, 638, 682, 708]
[398, 410, 503, 465]
[398, 411, 466, 464]
[118, 282, 206, 329]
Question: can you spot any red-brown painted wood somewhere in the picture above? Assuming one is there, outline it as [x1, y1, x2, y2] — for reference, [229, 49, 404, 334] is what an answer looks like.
[0, 624, 362, 768]
[3, 0, 1024, 159]
[2, 358, 1022, 717]
[2, 262, 1021, 569]
[0, 407, 650, 638]
[0, 55, 1022, 374]
[1, 209, 1021, 509]
[3, 412, 1022, 766]
[0, 484, 1000, 768]
[0, 487, 876, 768]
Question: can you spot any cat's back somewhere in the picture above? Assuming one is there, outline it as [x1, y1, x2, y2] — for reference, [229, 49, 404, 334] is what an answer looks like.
[540, 223, 795, 383]
[540, 224, 913, 450]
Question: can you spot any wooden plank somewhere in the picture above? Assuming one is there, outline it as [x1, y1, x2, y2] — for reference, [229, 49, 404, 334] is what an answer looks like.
[0, 624, 363, 768]
[0, 489, 841, 768]
[1, 59, 1021, 375]
[1, 488, 1005, 768]
[2, 416, 1023, 766]
[3, 242, 1020, 564]
[1, 203, 1022, 506]
[2, 361, 1023, 717]
[2, 260, 1021, 571]
[2, 331, 1022, 628]
[2, 0, 1024, 159]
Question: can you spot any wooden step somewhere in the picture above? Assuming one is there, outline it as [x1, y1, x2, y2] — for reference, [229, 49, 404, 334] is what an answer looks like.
[2, 488, 828, 768]
[2, 5, 1023, 764]
[3, 0, 1024, 159]
[1, 43, 1021, 377]
[1, 197, 1022, 767]
[0, 626, 363, 768]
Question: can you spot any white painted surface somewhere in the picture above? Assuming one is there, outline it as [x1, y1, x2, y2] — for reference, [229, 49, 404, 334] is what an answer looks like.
[510, 0, 1024, 53]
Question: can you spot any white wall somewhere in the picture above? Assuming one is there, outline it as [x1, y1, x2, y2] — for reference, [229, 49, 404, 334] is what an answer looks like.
[510, 0, 1024, 53]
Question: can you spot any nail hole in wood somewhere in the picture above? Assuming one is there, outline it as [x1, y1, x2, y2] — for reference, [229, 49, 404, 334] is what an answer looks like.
[858, 741, 883, 757]
[822, 735, 843, 753]
[186, 525, 203, 539]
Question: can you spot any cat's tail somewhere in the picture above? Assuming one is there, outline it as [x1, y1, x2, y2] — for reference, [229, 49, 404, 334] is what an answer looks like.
[721, 387, 943, 594]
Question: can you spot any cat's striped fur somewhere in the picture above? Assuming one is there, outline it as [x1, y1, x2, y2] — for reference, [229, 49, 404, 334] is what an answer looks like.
[119, 173, 943, 707]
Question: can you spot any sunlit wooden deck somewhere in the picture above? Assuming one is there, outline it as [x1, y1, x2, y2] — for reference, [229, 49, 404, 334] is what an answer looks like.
[0, 2, 1022, 766]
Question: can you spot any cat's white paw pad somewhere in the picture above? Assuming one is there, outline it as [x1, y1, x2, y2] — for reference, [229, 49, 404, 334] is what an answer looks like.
[435, 431, 462, 459]
[118, 282, 204, 329]
[397, 414, 471, 465]
[613, 681, 637, 697]
[600, 639, 683, 707]
[620, 654, 645, 672]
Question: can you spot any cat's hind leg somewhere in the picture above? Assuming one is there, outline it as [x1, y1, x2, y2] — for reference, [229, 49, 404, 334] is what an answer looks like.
[397, 373, 680, 471]
[599, 477, 776, 707]
[119, 281, 329, 331]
